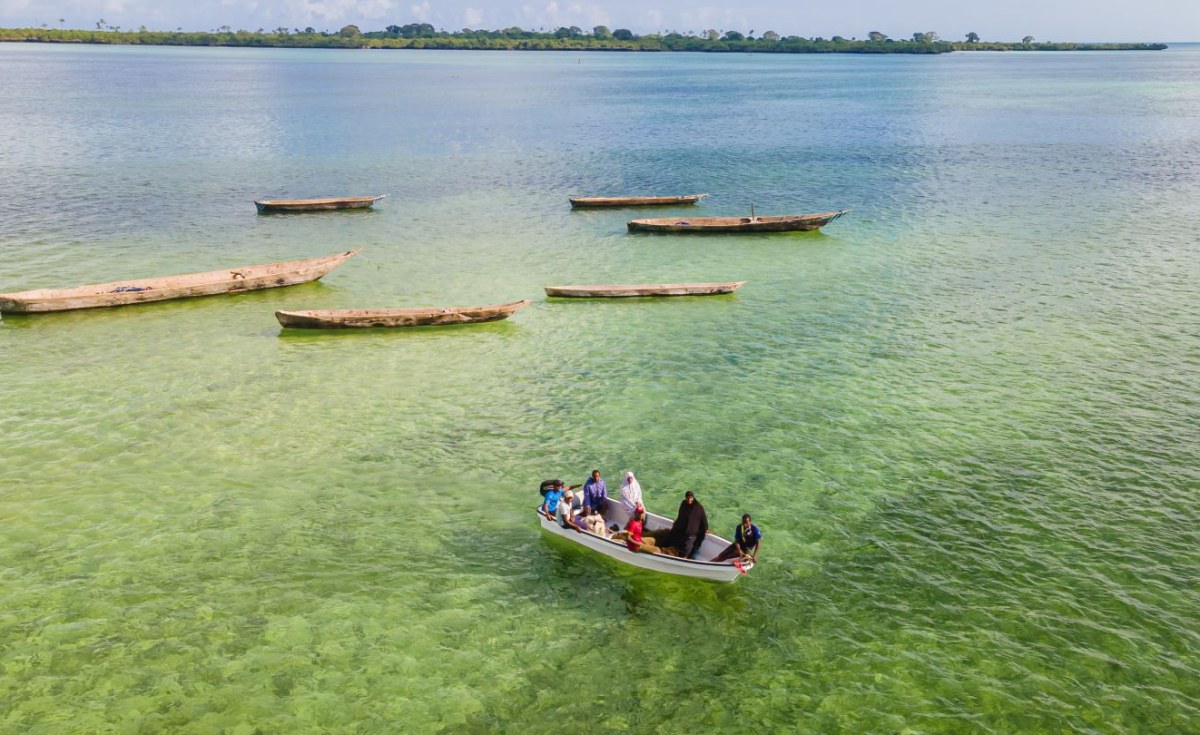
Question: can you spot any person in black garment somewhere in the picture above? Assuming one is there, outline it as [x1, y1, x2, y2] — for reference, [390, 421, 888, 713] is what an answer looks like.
[669, 491, 709, 560]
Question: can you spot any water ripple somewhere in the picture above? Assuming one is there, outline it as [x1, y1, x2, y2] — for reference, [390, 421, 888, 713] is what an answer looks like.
[1, 44, 1199, 733]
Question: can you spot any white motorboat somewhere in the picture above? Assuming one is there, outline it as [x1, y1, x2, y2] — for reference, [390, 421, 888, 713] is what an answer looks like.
[536, 502, 753, 582]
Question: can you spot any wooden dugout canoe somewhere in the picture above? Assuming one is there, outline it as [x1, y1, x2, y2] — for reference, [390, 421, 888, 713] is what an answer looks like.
[627, 209, 849, 233]
[544, 281, 745, 298]
[275, 299, 531, 329]
[569, 194, 708, 208]
[0, 250, 360, 314]
[254, 195, 386, 213]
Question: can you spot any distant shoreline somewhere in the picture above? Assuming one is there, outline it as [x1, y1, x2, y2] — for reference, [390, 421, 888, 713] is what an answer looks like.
[0, 27, 1168, 54]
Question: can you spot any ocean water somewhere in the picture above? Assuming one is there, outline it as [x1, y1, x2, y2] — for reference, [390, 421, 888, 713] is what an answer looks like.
[1, 43, 1198, 733]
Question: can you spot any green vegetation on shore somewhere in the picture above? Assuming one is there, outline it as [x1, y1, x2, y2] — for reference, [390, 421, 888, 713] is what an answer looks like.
[0, 24, 1167, 53]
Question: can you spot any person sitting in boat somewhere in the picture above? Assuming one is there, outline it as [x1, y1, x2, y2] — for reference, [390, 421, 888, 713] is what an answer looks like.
[556, 490, 586, 531]
[669, 491, 709, 560]
[713, 514, 762, 564]
[581, 469, 609, 513]
[583, 505, 608, 537]
[610, 503, 638, 542]
[540, 480, 569, 519]
[620, 506, 645, 551]
[540, 478, 581, 500]
[616, 505, 664, 554]
[619, 471, 642, 514]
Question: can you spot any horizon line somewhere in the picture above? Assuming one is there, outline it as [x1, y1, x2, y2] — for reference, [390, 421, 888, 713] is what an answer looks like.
[0, 25, 1187, 45]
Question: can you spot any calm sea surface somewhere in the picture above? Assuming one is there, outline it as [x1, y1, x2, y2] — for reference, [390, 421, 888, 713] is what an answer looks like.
[1, 43, 1198, 733]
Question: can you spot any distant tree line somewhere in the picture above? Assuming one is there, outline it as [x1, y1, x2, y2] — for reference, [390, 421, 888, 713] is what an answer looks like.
[0, 25, 1167, 53]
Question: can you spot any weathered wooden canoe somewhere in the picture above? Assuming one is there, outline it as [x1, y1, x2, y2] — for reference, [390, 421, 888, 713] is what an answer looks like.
[544, 281, 746, 298]
[569, 194, 708, 208]
[254, 195, 386, 213]
[538, 501, 752, 582]
[0, 250, 360, 314]
[628, 209, 849, 233]
[276, 299, 531, 329]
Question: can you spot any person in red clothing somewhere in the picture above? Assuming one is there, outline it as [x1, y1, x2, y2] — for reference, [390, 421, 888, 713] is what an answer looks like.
[623, 506, 645, 551]
[618, 505, 665, 554]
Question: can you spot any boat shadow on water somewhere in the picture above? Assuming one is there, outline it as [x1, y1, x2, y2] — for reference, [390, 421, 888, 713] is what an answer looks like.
[274, 318, 523, 340]
[626, 228, 839, 241]
[545, 293, 742, 306]
[536, 532, 753, 611]
[252, 207, 383, 217]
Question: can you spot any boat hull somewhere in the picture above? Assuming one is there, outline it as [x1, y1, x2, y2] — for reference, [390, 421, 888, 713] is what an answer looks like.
[275, 299, 531, 328]
[0, 250, 360, 313]
[569, 194, 708, 208]
[254, 195, 386, 213]
[628, 209, 849, 233]
[537, 505, 751, 582]
[544, 281, 745, 298]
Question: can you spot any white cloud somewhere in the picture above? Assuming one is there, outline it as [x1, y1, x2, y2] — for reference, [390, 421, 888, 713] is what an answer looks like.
[278, 0, 394, 26]
[504, 0, 609, 29]
[359, 0, 392, 19]
[464, 6, 482, 26]
[518, 3, 542, 28]
[410, 0, 430, 21]
[575, 3, 607, 27]
[679, 7, 742, 33]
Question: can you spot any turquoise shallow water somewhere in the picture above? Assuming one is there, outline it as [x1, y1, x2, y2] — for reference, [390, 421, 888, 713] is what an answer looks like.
[1, 44, 1199, 733]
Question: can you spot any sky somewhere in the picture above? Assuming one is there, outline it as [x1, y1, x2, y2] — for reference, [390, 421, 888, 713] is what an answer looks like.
[0, 0, 1196, 42]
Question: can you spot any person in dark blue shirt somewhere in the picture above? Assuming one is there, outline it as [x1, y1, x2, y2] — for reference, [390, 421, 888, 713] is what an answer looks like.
[714, 514, 762, 563]
[581, 469, 608, 512]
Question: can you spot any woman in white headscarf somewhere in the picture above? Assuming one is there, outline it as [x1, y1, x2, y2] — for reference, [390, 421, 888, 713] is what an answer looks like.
[619, 471, 643, 514]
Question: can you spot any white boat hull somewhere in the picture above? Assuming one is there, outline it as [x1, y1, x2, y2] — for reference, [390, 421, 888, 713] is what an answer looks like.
[537, 505, 752, 582]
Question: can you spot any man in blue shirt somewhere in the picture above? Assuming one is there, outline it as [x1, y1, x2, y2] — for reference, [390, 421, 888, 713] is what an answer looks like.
[714, 514, 762, 563]
[541, 480, 567, 518]
[581, 469, 608, 512]
[539, 478, 583, 516]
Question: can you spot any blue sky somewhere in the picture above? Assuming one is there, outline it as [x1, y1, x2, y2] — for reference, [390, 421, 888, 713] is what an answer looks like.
[0, 0, 1196, 41]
